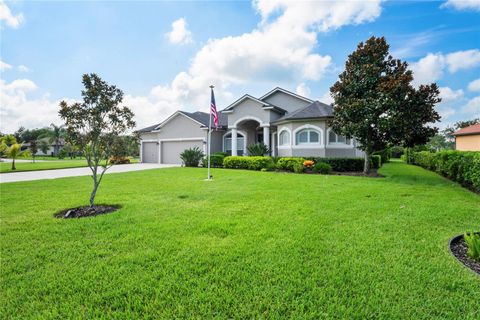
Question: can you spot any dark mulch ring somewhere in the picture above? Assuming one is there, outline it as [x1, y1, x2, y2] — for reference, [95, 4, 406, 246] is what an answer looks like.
[54, 205, 121, 219]
[449, 234, 480, 276]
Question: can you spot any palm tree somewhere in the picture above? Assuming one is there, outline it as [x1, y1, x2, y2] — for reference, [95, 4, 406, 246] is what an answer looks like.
[6, 143, 30, 170]
[43, 124, 65, 156]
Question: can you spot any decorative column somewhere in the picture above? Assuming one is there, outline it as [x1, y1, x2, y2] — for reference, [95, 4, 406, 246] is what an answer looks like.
[231, 128, 238, 156]
[263, 126, 270, 151]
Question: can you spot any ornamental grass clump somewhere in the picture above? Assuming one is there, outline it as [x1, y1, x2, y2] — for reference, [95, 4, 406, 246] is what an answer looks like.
[464, 231, 480, 262]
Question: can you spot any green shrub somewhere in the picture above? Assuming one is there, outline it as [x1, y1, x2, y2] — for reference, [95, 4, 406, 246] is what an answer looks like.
[371, 155, 381, 169]
[313, 162, 332, 174]
[201, 153, 225, 168]
[464, 231, 480, 262]
[247, 143, 270, 156]
[373, 148, 390, 164]
[180, 147, 204, 167]
[276, 157, 305, 171]
[223, 156, 273, 171]
[309, 157, 364, 172]
[407, 150, 480, 192]
[293, 162, 304, 174]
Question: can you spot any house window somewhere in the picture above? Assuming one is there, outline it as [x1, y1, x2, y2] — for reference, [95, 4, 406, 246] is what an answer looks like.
[295, 129, 321, 145]
[328, 130, 351, 145]
[279, 130, 290, 146]
[223, 132, 245, 156]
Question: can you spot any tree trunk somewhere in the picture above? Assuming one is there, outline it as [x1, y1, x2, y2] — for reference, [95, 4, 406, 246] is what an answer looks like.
[363, 151, 371, 175]
[89, 179, 98, 208]
[89, 169, 98, 208]
[11, 158, 16, 170]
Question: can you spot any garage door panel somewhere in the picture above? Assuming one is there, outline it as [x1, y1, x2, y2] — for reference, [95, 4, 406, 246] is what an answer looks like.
[161, 140, 204, 164]
[142, 142, 159, 163]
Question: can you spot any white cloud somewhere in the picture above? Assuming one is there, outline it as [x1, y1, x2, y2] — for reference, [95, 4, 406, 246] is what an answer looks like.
[410, 49, 480, 86]
[445, 49, 480, 73]
[18, 65, 30, 72]
[0, 0, 24, 28]
[320, 91, 334, 105]
[0, 59, 12, 71]
[0, 79, 64, 133]
[410, 53, 445, 86]
[439, 86, 464, 102]
[295, 83, 310, 97]
[1, 0, 383, 131]
[441, 0, 480, 11]
[462, 96, 480, 117]
[165, 18, 193, 45]
[144, 0, 381, 128]
[438, 107, 456, 120]
[468, 78, 480, 92]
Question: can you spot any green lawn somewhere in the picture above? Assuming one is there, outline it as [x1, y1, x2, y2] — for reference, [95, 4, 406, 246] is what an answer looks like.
[1, 162, 479, 318]
[0, 158, 139, 173]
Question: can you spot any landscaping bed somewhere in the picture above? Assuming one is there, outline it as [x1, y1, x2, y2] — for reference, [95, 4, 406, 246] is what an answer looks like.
[449, 234, 480, 275]
[55, 205, 120, 218]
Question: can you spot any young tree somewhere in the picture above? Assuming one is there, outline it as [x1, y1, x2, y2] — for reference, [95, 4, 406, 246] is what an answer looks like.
[6, 143, 29, 170]
[330, 36, 441, 174]
[28, 140, 38, 163]
[59, 74, 135, 208]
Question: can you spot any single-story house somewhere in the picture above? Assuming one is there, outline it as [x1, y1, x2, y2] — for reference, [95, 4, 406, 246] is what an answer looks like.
[138, 87, 364, 164]
[453, 123, 480, 151]
[22, 137, 65, 156]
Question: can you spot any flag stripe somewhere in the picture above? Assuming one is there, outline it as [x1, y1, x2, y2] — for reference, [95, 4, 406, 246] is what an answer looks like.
[211, 88, 219, 128]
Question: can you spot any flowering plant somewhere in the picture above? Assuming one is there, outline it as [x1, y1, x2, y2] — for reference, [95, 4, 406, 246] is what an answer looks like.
[303, 160, 314, 168]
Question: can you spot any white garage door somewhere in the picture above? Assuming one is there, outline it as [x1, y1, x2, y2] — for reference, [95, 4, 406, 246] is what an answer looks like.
[142, 142, 159, 163]
[161, 140, 204, 164]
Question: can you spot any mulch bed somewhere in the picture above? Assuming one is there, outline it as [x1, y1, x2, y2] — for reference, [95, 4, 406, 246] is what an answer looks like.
[54, 205, 120, 219]
[449, 234, 480, 275]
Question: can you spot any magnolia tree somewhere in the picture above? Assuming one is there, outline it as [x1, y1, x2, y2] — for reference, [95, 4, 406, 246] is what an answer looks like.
[59, 74, 135, 208]
[330, 36, 441, 174]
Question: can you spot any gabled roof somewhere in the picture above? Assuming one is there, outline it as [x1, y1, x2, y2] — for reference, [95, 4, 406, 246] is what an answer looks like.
[273, 100, 333, 123]
[136, 110, 228, 133]
[223, 94, 270, 111]
[259, 87, 314, 104]
[453, 123, 480, 136]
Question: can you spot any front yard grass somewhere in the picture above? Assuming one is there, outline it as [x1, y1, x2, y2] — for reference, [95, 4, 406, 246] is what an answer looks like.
[0, 158, 139, 173]
[0, 161, 479, 318]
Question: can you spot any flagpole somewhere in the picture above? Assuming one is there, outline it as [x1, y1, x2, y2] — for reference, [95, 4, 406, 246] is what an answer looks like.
[207, 85, 214, 180]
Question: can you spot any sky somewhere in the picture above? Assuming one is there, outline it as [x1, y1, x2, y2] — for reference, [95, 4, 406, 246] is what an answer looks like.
[1, 0, 479, 133]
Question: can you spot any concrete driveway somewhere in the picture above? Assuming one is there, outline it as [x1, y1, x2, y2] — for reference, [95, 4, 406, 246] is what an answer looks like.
[0, 163, 178, 183]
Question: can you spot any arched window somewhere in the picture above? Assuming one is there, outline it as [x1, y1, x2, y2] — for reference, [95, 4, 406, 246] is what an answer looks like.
[328, 130, 351, 145]
[223, 132, 245, 156]
[295, 129, 320, 145]
[279, 130, 290, 146]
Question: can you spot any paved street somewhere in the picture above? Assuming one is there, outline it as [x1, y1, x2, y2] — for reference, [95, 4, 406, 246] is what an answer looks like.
[0, 163, 178, 183]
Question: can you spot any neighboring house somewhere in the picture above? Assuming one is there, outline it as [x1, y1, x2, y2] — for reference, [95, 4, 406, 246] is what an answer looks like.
[453, 124, 480, 151]
[138, 87, 364, 164]
[22, 137, 65, 156]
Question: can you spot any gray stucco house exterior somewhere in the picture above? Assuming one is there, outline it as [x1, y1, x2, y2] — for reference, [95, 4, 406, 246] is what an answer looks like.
[138, 87, 364, 164]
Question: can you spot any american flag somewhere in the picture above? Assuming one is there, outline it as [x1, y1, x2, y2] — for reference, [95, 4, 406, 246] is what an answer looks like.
[210, 87, 219, 129]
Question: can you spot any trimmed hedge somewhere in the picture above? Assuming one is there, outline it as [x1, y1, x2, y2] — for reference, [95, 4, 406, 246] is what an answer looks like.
[223, 156, 274, 171]
[276, 157, 305, 171]
[407, 150, 480, 192]
[202, 153, 225, 168]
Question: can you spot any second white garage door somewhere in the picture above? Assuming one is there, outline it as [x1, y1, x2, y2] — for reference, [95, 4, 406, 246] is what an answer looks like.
[161, 140, 204, 164]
